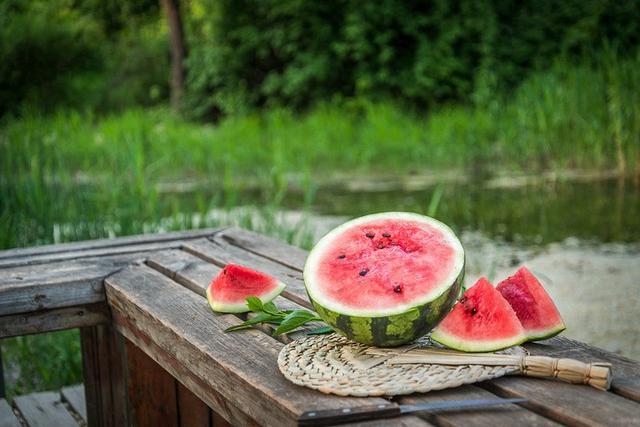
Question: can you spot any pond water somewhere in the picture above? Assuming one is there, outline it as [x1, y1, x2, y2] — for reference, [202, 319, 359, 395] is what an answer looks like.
[292, 177, 640, 245]
[274, 177, 640, 360]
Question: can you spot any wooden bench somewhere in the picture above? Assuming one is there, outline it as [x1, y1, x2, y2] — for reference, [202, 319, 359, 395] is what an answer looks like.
[0, 227, 639, 426]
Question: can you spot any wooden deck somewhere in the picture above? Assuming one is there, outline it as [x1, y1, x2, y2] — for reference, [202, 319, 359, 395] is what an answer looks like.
[0, 227, 639, 426]
[1, 385, 86, 427]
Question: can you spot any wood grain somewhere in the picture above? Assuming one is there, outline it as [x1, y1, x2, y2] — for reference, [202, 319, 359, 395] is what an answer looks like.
[0, 254, 146, 316]
[398, 385, 559, 427]
[525, 336, 640, 402]
[0, 228, 223, 261]
[81, 325, 128, 427]
[61, 385, 87, 423]
[105, 265, 428, 427]
[0, 303, 109, 338]
[177, 382, 211, 427]
[112, 309, 260, 427]
[481, 376, 640, 426]
[13, 391, 78, 427]
[125, 339, 179, 427]
[0, 398, 20, 427]
[217, 227, 308, 271]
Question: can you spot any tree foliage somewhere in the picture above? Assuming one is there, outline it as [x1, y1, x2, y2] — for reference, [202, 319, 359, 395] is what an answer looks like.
[186, 0, 640, 117]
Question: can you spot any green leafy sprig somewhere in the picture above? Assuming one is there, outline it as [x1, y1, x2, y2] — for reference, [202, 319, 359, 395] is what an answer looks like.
[224, 296, 333, 336]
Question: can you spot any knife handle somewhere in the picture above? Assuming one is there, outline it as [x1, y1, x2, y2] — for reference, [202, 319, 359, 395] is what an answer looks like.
[298, 402, 401, 426]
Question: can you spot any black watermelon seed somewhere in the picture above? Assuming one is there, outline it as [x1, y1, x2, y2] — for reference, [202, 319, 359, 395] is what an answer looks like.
[382, 232, 391, 238]
[393, 284, 403, 293]
[459, 296, 467, 303]
[359, 268, 369, 276]
[471, 307, 477, 315]
[337, 254, 346, 259]
[365, 232, 375, 238]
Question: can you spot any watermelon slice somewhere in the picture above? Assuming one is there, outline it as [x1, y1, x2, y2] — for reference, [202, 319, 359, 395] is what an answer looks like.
[304, 212, 465, 347]
[431, 278, 527, 352]
[497, 266, 566, 341]
[206, 264, 286, 313]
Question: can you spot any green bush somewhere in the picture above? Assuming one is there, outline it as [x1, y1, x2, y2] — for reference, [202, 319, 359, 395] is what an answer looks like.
[185, 0, 640, 117]
[0, 0, 169, 116]
[0, 1, 102, 115]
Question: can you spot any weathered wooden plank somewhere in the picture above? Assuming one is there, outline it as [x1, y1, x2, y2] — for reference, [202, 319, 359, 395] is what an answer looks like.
[146, 249, 220, 297]
[61, 385, 87, 423]
[183, 238, 310, 309]
[0, 238, 210, 269]
[525, 336, 640, 402]
[399, 385, 559, 427]
[0, 227, 223, 260]
[481, 377, 640, 426]
[0, 398, 20, 427]
[177, 382, 211, 427]
[217, 227, 308, 271]
[105, 265, 428, 427]
[0, 254, 146, 316]
[0, 303, 109, 338]
[125, 339, 179, 427]
[13, 391, 78, 427]
[81, 325, 128, 427]
[112, 309, 260, 426]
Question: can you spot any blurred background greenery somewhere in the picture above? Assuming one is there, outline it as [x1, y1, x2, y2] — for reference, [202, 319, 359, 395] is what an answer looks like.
[1, 0, 639, 398]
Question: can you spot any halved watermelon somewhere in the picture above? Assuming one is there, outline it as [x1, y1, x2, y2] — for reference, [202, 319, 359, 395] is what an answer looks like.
[304, 212, 465, 347]
[497, 266, 566, 341]
[206, 264, 286, 313]
[431, 278, 527, 352]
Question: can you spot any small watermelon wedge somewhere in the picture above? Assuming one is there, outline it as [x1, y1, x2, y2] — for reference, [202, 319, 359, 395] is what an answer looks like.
[497, 266, 566, 341]
[206, 264, 286, 313]
[431, 278, 527, 352]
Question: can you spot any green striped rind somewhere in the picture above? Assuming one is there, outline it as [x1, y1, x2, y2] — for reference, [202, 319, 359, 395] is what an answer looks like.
[310, 266, 464, 347]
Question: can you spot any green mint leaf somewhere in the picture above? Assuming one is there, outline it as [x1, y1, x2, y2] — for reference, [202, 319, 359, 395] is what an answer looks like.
[306, 326, 333, 335]
[224, 312, 281, 333]
[262, 301, 281, 316]
[246, 296, 264, 313]
[272, 310, 322, 336]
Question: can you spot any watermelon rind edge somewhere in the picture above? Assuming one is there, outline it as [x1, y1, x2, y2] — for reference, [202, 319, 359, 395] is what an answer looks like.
[430, 327, 528, 353]
[206, 280, 287, 313]
[525, 323, 566, 342]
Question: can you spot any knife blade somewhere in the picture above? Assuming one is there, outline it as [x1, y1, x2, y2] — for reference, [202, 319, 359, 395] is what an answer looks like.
[298, 398, 526, 426]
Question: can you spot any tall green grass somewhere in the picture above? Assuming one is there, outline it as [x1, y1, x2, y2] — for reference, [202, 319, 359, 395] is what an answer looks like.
[2, 53, 639, 249]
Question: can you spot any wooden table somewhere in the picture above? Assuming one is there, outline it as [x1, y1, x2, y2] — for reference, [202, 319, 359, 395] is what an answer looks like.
[0, 227, 639, 426]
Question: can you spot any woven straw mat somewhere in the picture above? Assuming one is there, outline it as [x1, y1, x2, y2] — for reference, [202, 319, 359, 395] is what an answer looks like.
[278, 333, 526, 397]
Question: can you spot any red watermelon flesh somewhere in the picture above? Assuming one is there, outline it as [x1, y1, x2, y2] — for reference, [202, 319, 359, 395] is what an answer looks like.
[311, 217, 462, 313]
[497, 266, 565, 341]
[206, 264, 286, 313]
[431, 278, 527, 352]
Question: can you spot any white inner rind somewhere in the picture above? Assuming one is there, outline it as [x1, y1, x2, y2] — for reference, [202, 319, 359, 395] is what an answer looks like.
[431, 328, 527, 352]
[304, 212, 465, 317]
